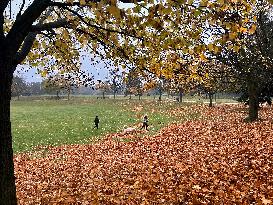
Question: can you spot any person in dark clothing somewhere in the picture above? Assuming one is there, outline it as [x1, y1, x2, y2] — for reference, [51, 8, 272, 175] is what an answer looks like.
[141, 115, 149, 130]
[93, 116, 100, 129]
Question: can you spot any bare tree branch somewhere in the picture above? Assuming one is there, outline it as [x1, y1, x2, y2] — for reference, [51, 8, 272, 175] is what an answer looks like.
[14, 7, 56, 65]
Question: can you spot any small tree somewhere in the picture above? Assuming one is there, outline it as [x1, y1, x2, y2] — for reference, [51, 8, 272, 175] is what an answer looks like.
[42, 78, 62, 99]
[28, 82, 43, 95]
[124, 73, 143, 100]
[107, 70, 123, 99]
[95, 80, 111, 99]
[11, 76, 28, 100]
[43, 71, 93, 100]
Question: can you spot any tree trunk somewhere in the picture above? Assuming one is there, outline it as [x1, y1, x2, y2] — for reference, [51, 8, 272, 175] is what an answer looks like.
[102, 91, 105, 99]
[67, 88, 70, 101]
[114, 91, 116, 99]
[159, 88, 162, 101]
[56, 90, 60, 100]
[179, 89, 183, 103]
[208, 92, 213, 107]
[0, 63, 17, 204]
[247, 80, 259, 122]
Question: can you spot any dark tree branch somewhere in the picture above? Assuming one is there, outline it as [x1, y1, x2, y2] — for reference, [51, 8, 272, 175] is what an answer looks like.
[16, 0, 26, 20]
[49, 0, 140, 7]
[31, 19, 69, 32]
[0, 1, 10, 41]
[63, 6, 144, 40]
[0, 1, 10, 13]
[0, 13, 4, 41]
[6, 0, 50, 57]
[14, 6, 56, 66]
[14, 32, 37, 65]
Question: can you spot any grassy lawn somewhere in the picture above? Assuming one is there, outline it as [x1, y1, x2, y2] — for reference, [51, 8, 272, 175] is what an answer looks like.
[11, 97, 201, 153]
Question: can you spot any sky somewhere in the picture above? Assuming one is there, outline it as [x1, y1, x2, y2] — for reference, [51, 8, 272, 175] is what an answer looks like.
[15, 56, 109, 83]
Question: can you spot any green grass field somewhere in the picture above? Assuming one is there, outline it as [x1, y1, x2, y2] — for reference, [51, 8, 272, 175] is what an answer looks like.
[11, 97, 202, 153]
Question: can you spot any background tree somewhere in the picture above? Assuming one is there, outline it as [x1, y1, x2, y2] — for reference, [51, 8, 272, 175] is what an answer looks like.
[11, 76, 28, 100]
[28, 82, 43, 95]
[107, 69, 123, 99]
[213, 6, 273, 121]
[42, 78, 62, 99]
[124, 72, 143, 100]
[43, 71, 93, 100]
[199, 61, 233, 107]
[95, 80, 111, 99]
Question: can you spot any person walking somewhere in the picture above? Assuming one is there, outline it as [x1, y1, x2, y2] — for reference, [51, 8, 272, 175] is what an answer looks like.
[141, 115, 149, 130]
[93, 116, 100, 129]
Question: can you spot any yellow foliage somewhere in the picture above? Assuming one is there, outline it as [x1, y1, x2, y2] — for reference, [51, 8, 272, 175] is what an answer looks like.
[207, 44, 214, 52]
[79, 0, 86, 5]
[108, 6, 121, 19]
[233, 45, 240, 52]
[249, 24, 257, 34]
[229, 32, 237, 40]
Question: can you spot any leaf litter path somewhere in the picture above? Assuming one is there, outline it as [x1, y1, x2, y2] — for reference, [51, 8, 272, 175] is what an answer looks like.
[15, 105, 273, 204]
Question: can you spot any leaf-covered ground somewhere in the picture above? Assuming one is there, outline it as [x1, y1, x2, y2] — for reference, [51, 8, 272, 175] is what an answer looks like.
[15, 105, 273, 204]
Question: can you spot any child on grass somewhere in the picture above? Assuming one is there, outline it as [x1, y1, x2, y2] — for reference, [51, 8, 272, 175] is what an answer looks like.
[141, 115, 149, 130]
[93, 116, 100, 129]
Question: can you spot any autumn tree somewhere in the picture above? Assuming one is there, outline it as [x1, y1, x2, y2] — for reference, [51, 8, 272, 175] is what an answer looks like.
[124, 71, 144, 100]
[107, 69, 123, 99]
[42, 78, 62, 99]
[198, 60, 234, 107]
[28, 82, 43, 95]
[44, 71, 93, 99]
[95, 80, 111, 99]
[212, 6, 273, 120]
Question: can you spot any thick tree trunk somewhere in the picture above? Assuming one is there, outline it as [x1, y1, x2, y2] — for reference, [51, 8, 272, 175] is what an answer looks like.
[247, 80, 259, 122]
[0, 63, 17, 204]
[208, 92, 213, 107]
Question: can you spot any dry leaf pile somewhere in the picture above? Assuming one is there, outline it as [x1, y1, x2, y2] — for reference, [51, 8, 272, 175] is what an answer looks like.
[15, 105, 273, 204]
